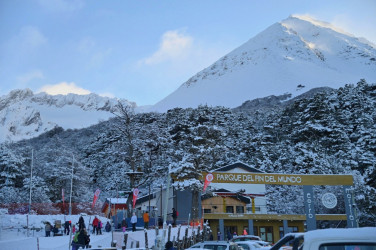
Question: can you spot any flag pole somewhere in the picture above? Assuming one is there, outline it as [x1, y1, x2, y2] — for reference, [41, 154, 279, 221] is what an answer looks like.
[69, 154, 74, 216]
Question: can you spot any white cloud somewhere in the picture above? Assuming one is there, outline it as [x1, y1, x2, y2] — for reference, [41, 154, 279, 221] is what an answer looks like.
[17, 70, 44, 84]
[38, 82, 91, 95]
[140, 30, 193, 65]
[38, 0, 84, 12]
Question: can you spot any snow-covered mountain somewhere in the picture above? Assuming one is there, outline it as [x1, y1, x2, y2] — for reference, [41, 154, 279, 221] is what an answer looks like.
[151, 15, 376, 112]
[0, 89, 135, 142]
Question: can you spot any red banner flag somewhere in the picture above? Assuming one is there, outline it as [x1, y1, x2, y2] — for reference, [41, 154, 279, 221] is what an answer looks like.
[92, 189, 101, 209]
[203, 173, 213, 192]
[132, 188, 139, 208]
[62, 188, 65, 207]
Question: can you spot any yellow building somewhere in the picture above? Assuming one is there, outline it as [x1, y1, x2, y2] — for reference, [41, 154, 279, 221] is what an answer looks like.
[200, 163, 347, 243]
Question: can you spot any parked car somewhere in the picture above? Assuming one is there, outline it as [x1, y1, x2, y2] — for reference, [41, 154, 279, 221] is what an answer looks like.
[254, 241, 271, 248]
[231, 235, 262, 242]
[270, 227, 376, 250]
[230, 236, 270, 248]
[187, 241, 241, 250]
[236, 241, 269, 250]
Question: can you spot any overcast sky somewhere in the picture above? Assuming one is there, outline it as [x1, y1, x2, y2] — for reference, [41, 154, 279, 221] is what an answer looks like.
[1, 0, 375, 106]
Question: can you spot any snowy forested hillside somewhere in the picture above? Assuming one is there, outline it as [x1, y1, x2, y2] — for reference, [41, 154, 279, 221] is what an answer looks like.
[1, 80, 375, 226]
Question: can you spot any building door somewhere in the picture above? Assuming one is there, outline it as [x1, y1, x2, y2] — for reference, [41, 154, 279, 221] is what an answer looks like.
[225, 226, 238, 240]
[259, 226, 273, 242]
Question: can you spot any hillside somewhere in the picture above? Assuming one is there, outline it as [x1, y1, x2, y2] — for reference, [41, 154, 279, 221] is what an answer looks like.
[1, 80, 375, 226]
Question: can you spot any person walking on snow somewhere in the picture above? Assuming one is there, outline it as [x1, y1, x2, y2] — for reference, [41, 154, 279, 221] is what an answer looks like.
[172, 208, 177, 226]
[96, 219, 102, 235]
[78, 216, 85, 231]
[121, 218, 127, 232]
[131, 212, 137, 232]
[64, 220, 71, 235]
[143, 211, 149, 229]
[92, 216, 99, 234]
[45, 222, 52, 237]
[105, 221, 111, 232]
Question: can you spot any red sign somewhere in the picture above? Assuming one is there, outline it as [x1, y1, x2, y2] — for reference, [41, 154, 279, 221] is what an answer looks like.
[92, 189, 101, 209]
[203, 173, 214, 192]
[132, 188, 139, 208]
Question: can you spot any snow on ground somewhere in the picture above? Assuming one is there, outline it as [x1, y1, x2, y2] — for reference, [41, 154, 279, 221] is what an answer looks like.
[0, 214, 198, 250]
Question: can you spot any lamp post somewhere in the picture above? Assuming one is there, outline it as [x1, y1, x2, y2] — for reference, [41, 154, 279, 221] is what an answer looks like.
[27, 149, 34, 237]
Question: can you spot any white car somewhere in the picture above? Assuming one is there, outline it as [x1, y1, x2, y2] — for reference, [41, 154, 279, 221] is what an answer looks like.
[236, 241, 270, 250]
[270, 227, 376, 250]
[187, 241, 241, 250]
[231, 235, 262, 242]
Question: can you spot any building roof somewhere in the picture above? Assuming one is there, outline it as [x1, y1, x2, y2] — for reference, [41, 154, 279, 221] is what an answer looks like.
[202, 188, 251, 204]
[106, 198, 128, 204]
[214, 162, 263, 173]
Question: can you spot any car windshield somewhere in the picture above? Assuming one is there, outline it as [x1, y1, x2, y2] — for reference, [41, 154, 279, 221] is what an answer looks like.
[319, 243, 376, 250]
[203, 244, 228, 250]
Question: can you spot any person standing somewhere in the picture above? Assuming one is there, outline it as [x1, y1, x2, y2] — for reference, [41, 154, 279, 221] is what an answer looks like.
[121, 218, 127, 232]
[64, 221, 71, 235]
[78, 216, 85, 231]
[105, 221, 111, 232]
[45, 222, 52, 237]
[143, 211, 149, 229]
[97, 220, 102, 235]
[92, 216, 99, 234]
[131, 212, 137, 232]
[172, 208, 177, 226]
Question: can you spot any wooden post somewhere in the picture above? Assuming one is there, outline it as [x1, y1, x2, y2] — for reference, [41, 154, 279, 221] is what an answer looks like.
[168, 224, 172, 242]
[184, 227, 189, 249]
[202, 223, 207, 242]
[197, 225, 201, 242]
[177, 224, 181, 241]
[144, 229, 148, 249]
[123, 233, 128, 249]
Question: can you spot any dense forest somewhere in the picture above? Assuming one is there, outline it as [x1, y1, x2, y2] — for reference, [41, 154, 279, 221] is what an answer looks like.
[0, 80, 375, 226]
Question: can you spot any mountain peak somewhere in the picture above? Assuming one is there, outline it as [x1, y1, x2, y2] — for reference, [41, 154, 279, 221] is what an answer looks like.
[151, 16, 376, 112]
[0, 89, 137, 142]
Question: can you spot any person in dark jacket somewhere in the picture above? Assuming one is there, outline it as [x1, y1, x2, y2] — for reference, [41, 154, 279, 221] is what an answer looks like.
[165, 241, 177, 250]
[172, 208, 177, 226]
[121, 218, 127, 232]
[78, 216, 85, 231]
[72, 228, 89, 250]
[105, 221, 111, 232]
[64, 221, 71, 235]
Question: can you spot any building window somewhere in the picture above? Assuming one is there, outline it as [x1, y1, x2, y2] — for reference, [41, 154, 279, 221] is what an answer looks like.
[226, 206, 234, 213]
[236, 206, 244, 214]
[246, 206, 261, 213]
[279, 226, 299, 238]
[204, 209, 211, 214]
[253, 226, 258, 236]
[260, 226, 273, 242]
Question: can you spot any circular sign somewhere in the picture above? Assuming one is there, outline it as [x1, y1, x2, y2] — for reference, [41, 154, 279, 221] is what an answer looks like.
[206, 173, 214, 182]
[133, 188, 139, 196]
[321, 192, 337, 209]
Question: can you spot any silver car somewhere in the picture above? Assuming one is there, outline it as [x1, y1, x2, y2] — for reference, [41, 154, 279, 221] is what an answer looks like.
[187, 241, 241, 250]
